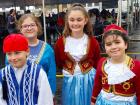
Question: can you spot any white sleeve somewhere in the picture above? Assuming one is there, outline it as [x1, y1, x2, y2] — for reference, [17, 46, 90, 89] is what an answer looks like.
[37, 68, 54, 105]
[0, 83, 7, 105]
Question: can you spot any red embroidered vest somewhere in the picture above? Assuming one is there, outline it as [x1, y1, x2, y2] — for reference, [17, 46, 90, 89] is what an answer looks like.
[101, 56, 136, 96]
[55, 36, 101, 75]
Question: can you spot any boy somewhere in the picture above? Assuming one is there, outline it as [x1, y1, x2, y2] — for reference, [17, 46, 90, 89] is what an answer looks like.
[0, 34, 53, 105]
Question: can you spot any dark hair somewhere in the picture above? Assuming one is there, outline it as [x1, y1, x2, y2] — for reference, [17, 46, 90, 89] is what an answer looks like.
[103, 30, 129, 49]
[25, 10, 31, 14]
[9, 9, 15, 14]
[63, 3, 93, 37]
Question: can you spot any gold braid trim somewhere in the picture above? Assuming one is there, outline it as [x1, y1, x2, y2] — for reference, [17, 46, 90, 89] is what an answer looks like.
[35, 42, 46, 64]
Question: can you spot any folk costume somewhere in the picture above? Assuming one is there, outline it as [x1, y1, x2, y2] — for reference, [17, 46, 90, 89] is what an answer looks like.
[0, 62, 53, 105]
[27, 40, 56, 95]
[5, 39, 56, 95]
[54, 34, 101, 105]
[91, 24, 140, 105]
[91, 56, 140, 105]
[1, 34, 53, 105]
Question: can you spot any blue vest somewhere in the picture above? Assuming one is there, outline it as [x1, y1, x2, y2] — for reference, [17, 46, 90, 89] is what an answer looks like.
[0, 62, 40, 105]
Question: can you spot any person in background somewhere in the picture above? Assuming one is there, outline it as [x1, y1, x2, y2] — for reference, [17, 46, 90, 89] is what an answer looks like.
[7, 9, 17, 34]
[0, 34, 53, 105]
[54, 3, 101, 105]
[57, 13, 65, 35]
[111, 9, 115, 19]
[16, 14, 56, 103]
[89, 12, 97, 27]
[91, 24, 140, 105]
[25, 10, 31, 14]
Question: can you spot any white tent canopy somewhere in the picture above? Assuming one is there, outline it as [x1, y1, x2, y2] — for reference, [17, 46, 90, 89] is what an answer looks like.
[0, 0, 118, 8]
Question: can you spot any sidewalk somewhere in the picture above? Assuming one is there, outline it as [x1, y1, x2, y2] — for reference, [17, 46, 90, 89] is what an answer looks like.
[127, 23, 140, 60]
[129, 24, 140, 41]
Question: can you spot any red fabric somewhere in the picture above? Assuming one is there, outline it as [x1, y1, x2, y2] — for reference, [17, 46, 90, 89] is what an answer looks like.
[104, 24, 127, 34]
[3, 34, 28, 53]
[91, 58, 105, 103]
[54, 36, 101, 74]
[57, 17, 64, 27]
[133, 59, 140, 105]
[91, 57, 140, 105]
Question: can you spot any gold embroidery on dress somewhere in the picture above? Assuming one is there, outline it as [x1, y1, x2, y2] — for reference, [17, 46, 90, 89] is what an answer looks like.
[102, 77, 107, 84]
[66, 61, 72, 69]
[35, 42, 46, 64]
[83, 62, 89, 68]
[122, 82, 131, 91]
[63, 36, 93, 74]
[102, 56, 135, 96]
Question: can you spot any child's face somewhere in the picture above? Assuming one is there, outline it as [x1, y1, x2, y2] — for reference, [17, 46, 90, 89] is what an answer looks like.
[104, 35, 127, 60]
[7, 50, 29, 68]
[68, 10, 87, 35]
[20, 17, 38, 39]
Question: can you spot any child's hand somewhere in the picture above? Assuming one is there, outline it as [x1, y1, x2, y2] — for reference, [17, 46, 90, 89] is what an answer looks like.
[91, 102, 95, 105]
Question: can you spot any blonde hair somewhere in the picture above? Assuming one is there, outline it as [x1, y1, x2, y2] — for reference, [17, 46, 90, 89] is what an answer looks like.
[63, 3, 93, 37]
[17, 14, 43, 36]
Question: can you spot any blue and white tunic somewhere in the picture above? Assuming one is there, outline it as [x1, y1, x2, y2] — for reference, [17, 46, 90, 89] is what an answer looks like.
[5, 40, 56, 95]
[0, 62, 53, 105]
[28, 40, 56, 95]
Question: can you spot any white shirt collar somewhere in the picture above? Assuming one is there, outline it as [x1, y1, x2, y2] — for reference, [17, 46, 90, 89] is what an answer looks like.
[104, 59, 135, 84]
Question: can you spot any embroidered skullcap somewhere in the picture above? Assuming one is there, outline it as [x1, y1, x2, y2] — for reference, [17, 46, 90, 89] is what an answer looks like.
[104, 24, 127, 35]
[3, 34, 28, 53]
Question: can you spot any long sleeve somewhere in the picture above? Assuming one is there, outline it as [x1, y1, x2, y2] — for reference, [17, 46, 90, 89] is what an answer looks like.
[136, 74, 140, 105]
[0, 84, 7, 105]
[0, 71, 7, 105]
[134, 61, 140, 105]
[92, 37, 101, 69]
[47, 46, 56, 95]
[37, 68, 54, 105]
[91, 58, 104, 103]
[54, 37, 64, 70]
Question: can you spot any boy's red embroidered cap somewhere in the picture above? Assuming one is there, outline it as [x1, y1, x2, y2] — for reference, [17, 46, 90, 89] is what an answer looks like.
[3, 34, 28, 53]
[104, 24, 127, 35]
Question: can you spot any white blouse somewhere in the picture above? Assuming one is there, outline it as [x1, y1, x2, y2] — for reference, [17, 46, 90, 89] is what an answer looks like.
[104, 59, 135, 84]
[63, 34, 88, 75]
[101, 59, 136, 102]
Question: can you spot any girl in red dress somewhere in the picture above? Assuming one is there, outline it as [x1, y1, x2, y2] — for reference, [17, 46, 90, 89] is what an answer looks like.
[91, 24, 140, 105]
